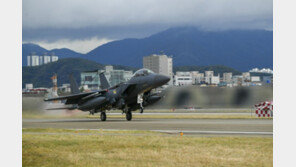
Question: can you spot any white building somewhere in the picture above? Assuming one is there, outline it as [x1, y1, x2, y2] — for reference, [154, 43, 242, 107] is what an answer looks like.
[242, 72, 251, 81]
[211, 76, 220, 85]
[51, 55, 59, 62]
[174, 72, 193, 86]
[223, 73, 232, 83]
[143, 54, 173, 85]
[25, 83, 33, 90]
[27, 53, 59, 66]
[31, 55, 40, 66]
[191, 71, 204, 84]
[204, 71, 214, 84]
[42, 55, 51, 64]
[60, 84, 71, 93]
[251, 76, 260, 82]
[27, 54, 40, 66]
[27, 56, 31, 66]
[39, 56, 43, 65]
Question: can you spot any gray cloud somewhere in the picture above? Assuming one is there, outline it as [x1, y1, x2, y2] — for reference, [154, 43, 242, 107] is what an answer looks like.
[23, 0, 272, 29]
[23, 0, 272, 51]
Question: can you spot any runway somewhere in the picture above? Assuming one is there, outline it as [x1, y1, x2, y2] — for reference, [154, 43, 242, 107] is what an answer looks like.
[23, 117, 273, 137]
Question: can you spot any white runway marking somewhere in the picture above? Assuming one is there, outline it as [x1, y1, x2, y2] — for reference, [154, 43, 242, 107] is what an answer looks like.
[64, 128, 272, 135]
[152, 130, 273, 135]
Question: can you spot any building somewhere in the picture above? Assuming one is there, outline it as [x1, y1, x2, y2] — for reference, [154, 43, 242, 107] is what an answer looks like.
[104, 65, 133, 86]
[143, 54, 173, 85]
[211, 75, 220, 85]
[232, 75, 243, 86]
[25, 83, 33, 90]
[27, 53, 40, 66]
[251, 76, 260, 82]
[31, 55, 40, 66]
[81, 70, 101, 90]
[191, 71, 204, 85]
[27, 53, 58, 66]
[27, 56, 31, 66]
[81, 66, 133, 90]
[174, 72, 193, 86]
[39, 56, 43, 65]
[51, 54, 59, 62]
[242, 72, 251, 82]
[204, 71, 220, 85]
[223, 72, 232, 83]
[43, 55, 51, 64]
[204, 71, 214, 84]
[59, 84, 71, 93]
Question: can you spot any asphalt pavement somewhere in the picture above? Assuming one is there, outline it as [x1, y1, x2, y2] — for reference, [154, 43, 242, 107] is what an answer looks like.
[23, 116, 272, 137]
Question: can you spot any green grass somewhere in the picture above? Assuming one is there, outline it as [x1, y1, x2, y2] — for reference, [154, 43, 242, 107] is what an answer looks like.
[23, 128, 273, 167]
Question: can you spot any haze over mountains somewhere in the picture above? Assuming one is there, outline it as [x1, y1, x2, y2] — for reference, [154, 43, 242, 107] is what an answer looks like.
[23, 27, 273, 71]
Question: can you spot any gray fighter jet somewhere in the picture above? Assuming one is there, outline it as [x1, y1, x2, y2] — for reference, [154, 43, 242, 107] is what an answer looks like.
[44, 69, 170, 121]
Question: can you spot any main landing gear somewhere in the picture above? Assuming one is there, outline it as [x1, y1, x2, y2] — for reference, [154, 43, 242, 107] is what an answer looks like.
[126, 111, 132, 121]
[123, 105, 132, 121]
[100, 112, 106, 121]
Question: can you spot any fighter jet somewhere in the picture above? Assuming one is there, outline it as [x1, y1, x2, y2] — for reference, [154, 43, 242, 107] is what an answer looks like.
[44, 69, 170, 121]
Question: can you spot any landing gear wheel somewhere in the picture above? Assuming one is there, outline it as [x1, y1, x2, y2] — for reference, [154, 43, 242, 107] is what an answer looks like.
[100, 112, 106, 121]
[126, 111, 132, 121]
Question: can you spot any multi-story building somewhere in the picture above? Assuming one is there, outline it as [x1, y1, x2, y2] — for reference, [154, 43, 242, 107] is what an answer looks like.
[81, 66, 133, 90]
[204, 71, 214, 84]
[27, 53, 59, 66]
[211, 75, 220, 85]
[191, 71, 204, 85]
[31, 55, 40, 66]
[51, 55, 59, 62]
[39, 56, 43, 65]
[43, 55, 51, 64]
[174, 72, 193, 86]
[242, 72, 251, 82]
[143, 54, 173, 85]
[27, 55, 31, 66]
[223, 72, 233, 83]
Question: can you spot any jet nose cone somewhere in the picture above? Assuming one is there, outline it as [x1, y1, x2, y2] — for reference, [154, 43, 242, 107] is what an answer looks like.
[155, 74, 170, 86]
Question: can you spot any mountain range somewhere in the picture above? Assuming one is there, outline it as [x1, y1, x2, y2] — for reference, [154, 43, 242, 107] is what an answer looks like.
[23, 27, 273, 71]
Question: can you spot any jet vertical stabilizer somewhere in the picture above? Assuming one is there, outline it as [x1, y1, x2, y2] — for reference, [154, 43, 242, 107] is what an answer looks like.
[69, 74, 80, 94]
[99, 72, 110, 89]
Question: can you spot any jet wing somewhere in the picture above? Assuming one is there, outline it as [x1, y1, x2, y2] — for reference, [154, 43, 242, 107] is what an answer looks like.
[44, 90, 106, 104]
[121, 83, 137, 96]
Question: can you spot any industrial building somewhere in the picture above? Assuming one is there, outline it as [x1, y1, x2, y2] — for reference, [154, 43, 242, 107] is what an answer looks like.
[81, 65, 133, 90]
[143, 54, 173, 85]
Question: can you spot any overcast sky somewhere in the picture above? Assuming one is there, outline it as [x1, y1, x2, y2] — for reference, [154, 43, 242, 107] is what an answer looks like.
[23, 0, 273, 53]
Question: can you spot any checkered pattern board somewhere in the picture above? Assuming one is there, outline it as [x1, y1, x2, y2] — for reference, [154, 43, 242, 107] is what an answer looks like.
[254, 101, 273, 117]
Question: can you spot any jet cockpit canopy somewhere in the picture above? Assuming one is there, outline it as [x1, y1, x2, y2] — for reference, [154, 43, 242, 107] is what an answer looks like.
[132, 68, 154, 77]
